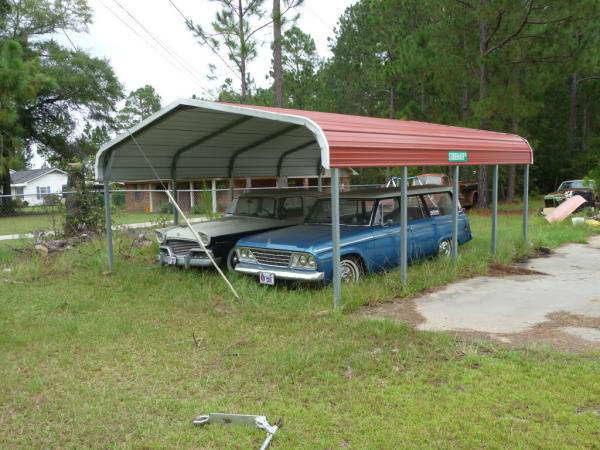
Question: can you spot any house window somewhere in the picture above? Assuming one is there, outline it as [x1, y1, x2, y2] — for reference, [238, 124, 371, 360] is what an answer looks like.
[36, 186, 51, 200]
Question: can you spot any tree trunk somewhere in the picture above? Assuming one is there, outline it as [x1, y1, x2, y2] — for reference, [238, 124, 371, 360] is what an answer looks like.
[568, 72, 577, 154]
[0, 140, 14, 215]
[273, 0, 284, 107]
[477, 1, 488, 208]
[581, 106, 588, 152]
[64, 162, 86, 236]
[461, 5, 470, 122]
[389, 84, 396, 119]
[238, 0, 247, 101]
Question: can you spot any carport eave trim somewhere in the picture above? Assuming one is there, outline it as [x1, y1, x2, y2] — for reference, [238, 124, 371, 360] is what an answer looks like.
[94, 98, 331, 182]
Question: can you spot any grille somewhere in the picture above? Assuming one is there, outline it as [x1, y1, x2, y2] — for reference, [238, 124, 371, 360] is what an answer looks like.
[166, 239, 198, 255]
[251, 248, 292, 267]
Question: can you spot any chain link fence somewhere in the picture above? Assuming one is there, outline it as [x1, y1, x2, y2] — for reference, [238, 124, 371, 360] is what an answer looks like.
[0, 181, 386, 239]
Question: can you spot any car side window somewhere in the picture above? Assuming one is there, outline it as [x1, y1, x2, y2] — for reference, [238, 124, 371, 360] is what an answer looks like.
[407, 195, 426, 220]
[422, 192, 453, 216]
[279, 196, 303, 218]
[374, 198, 399, 225]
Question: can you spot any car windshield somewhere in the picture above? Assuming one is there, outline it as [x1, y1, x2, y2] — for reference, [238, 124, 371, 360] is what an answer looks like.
[234, 196, 276, 218]
[305, 199, 375, 225]
[559, 180, 595, 190]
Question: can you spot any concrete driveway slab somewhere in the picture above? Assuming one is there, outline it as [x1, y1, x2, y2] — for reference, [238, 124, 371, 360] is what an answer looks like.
[416, 236, 600, 335]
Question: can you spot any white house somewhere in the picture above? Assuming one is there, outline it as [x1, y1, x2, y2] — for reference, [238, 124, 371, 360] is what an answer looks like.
[10, 168, 68, 206]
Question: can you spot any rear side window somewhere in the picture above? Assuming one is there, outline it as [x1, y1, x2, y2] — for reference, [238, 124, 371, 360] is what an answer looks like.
[279, 196, 303, 218]
[422, 192, 454, 216]
[407, 195, 426, 220]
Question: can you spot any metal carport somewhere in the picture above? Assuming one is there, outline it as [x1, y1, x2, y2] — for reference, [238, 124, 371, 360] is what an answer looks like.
[95, 99, 533, 308]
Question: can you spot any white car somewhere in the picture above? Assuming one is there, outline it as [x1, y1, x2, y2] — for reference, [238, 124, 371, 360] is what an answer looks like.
[156, 189, 323, 271]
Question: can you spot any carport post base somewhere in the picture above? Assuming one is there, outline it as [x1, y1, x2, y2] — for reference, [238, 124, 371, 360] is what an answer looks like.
[104, 181, 114, 273]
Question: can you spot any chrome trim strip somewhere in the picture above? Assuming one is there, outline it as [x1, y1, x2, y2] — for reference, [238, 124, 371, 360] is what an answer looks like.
[235, 262, 324, 281]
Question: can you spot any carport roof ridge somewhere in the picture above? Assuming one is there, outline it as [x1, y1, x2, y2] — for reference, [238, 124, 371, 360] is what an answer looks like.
[95, 99, 533, 182]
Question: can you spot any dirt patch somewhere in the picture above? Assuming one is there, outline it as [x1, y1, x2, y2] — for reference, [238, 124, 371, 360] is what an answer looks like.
[487, 262, 547, 277]
[362, 297, 426, 326]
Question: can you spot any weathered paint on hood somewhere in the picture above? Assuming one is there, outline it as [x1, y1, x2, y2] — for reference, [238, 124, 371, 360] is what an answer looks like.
[236, 224, 372, 254]
[159, 215, 303, 241]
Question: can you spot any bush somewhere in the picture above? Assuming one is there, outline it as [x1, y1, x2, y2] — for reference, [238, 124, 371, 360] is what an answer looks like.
[43, 194, 61, 206]
[190, 205, 204, 215]
[111, 191, 125, 207]
[158, 201, 172, 214]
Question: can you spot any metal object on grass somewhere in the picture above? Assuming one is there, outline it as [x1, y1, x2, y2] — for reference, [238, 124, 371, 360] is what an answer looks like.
[193, 413, 280, 450]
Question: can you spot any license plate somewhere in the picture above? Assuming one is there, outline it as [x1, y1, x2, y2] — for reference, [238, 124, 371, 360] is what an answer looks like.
[167, 256, 177, 265]
[259, 272, 275, 285]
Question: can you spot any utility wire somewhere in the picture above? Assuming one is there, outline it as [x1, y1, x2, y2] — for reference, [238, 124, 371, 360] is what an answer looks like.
[98, 0, 210, 95]
[166, 0, 243, 82]
[111, 0, 205, 86]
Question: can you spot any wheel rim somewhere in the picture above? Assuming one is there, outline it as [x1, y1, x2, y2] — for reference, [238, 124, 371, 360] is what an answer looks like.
[438, 240, 451, 257]
[340, 259, 360, 282]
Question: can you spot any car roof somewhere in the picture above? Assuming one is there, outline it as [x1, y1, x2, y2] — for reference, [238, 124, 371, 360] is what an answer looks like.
[339, 185, 452, 200]
[239, 189, 324, 198]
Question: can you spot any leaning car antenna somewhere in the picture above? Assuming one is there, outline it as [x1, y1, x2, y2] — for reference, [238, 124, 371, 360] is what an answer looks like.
[122, 129, 241, 300]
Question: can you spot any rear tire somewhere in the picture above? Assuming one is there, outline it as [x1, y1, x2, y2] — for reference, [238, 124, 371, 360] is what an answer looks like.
[226, 248, 239, 272]
[437, 239, 452, 257]
[340, 256, 363, 283]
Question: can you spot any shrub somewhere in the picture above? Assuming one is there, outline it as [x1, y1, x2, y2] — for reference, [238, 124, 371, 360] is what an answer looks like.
[159, 201, 172, 214]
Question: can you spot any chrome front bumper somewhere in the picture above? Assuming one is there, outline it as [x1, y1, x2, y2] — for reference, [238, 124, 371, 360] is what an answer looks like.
[235, 262, 324, 282]
[158, 245, 222, 268]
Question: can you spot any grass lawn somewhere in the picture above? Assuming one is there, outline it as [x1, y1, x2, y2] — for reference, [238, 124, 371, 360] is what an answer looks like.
[1, 208, 599, 448]
[0, 210, 206, 237]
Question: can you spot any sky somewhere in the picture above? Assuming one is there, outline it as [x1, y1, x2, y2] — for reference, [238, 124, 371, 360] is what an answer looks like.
[61, 0, 356, 105]
[30, 0, 357, 168]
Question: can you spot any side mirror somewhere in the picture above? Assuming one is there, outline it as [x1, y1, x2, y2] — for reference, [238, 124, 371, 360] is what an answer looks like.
[383, 219, 394, 227]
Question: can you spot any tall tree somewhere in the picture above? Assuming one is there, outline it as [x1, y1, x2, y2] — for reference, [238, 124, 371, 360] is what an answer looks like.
[280, 26, 319, 109]
[0, 0, 123, 172]
[0, 39, 47, 213]
[272, 0, 303, 107]
[116, 85, 162, 131]
[187, 0, 267, 102]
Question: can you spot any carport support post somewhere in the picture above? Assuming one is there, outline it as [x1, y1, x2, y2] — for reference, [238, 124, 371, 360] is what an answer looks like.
[331, 168, 342, 309]
[103, 181, 114, 272]
[400, 167, 408, 284]
[523, 164, 529, 241]
[451, 165, 459, 264]
[491, 165, 499, 256]
[171, 180, 179, 225]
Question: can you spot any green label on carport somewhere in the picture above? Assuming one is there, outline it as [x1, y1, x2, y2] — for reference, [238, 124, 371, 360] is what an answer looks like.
[448, 151, 468, 162]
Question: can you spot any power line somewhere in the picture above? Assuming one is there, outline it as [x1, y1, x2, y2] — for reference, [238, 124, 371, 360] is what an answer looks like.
[111, 0, 205, 86]
[166, 0, 243, 82]
[62, 29, 77, 50]
[98, 0, 210, 96]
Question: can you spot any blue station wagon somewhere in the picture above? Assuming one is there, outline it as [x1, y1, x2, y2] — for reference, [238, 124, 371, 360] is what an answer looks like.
[234, 186, 473, 284]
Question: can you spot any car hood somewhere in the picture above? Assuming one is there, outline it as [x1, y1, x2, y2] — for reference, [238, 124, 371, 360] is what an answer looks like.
[159, 215, 301, 241]
[237, 224, 371, 253]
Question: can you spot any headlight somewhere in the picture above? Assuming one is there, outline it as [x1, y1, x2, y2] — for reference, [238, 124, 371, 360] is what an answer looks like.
[238, 248, 255, 261]
[291, 253, 316, 269]
[198, 233, 210, 246]
[155, 231, 165, 243]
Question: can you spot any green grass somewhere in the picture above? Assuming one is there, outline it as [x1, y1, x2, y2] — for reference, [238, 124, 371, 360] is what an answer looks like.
[1, 208, 599, 448]
[0, 210, 205, 237]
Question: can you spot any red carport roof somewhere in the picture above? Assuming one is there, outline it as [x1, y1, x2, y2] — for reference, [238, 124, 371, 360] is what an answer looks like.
[242, 104, 533, 167]
[95, 100, 532, 182]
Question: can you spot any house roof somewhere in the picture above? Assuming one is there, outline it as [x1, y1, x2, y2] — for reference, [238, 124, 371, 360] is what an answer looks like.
[11, 168, 66, 185]
[95, 99, 533, 183]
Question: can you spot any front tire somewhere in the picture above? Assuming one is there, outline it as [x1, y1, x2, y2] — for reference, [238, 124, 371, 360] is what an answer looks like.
[437, 239, 452, 257]
[339, 256, 362, 283]
[226, 248, 239, 272]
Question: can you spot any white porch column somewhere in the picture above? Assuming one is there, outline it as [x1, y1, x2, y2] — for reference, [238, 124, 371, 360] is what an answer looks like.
[190, 181, 194, 209]
[148, 183, 153, 213]
[212, 179, 217, 214]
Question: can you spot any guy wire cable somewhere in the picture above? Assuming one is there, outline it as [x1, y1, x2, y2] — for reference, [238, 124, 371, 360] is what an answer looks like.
[122, 128, 241, 300]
